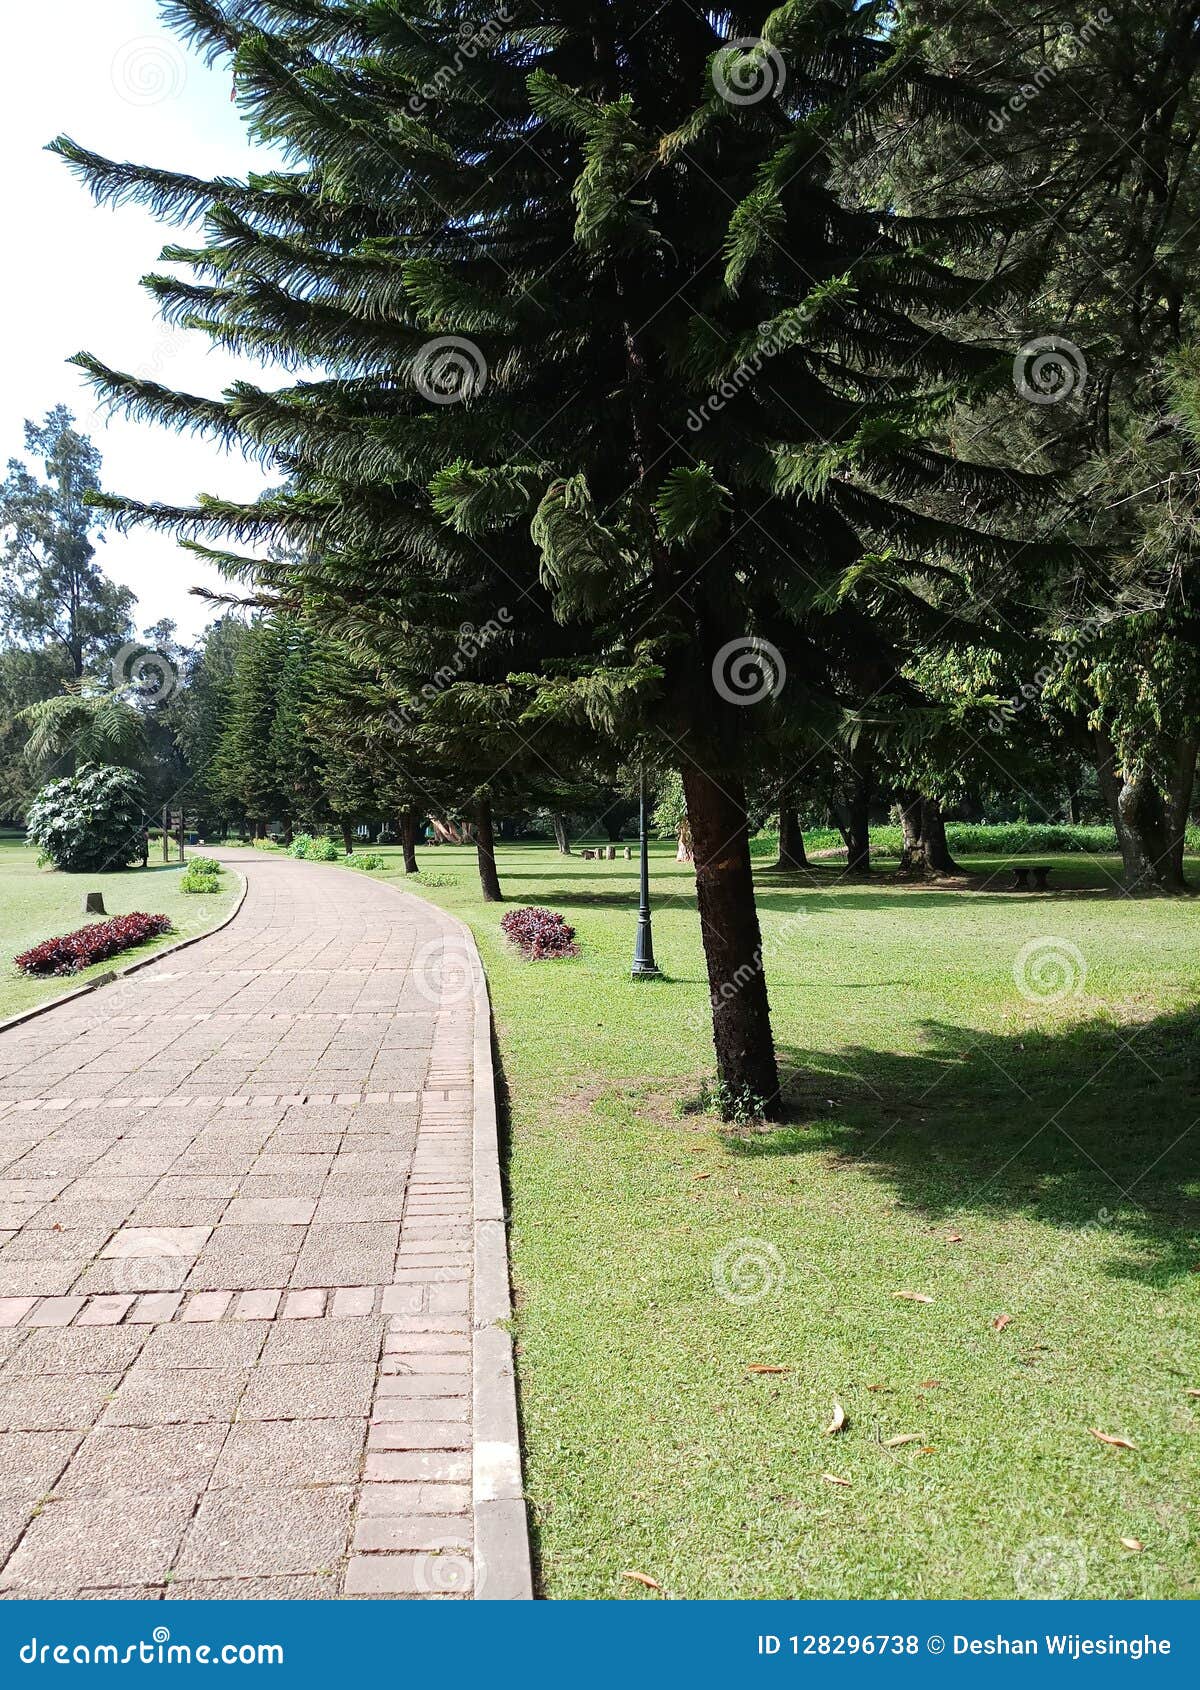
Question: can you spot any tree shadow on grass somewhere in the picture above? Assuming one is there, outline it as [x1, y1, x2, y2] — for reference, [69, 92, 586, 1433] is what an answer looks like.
[747, 1008, 1200, 1287]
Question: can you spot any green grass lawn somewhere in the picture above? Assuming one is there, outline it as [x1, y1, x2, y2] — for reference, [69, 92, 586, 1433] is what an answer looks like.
[0, 837, 241, 1022]
[346, 841, 1198, 1598]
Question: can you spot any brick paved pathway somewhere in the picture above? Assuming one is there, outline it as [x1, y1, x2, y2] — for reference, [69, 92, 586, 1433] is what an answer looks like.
[0, 849, 525, 1598]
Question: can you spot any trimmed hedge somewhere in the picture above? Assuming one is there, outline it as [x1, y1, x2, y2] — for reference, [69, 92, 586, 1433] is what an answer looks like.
[180, 871, 221, 894]
[501, 906, 579, 960]
[14, 913, 172, 977]
[748, 821, 1161, 859]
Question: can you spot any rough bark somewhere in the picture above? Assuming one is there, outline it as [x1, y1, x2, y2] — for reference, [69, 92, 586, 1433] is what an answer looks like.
[475, 797, 503, 902]
[681, 765, 781, 1118]
[1094, 729, 1182, 890]
[340, 817, 353, 855]
[400, 810, 419, 875]
[552, 814, 572, 855]
[897, 793, 959, 875]
[774, 806, 807, 870]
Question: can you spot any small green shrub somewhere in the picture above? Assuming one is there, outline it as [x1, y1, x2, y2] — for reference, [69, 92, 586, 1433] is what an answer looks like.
[346, 851, 384, 870]
[289, 833, 341, 861]
[26, 764, 148, 874]
[180, 871, 221, 894]
[414, 870, 457, 888]
[186, 856, 222, 875]
[251, 838, 283, 851]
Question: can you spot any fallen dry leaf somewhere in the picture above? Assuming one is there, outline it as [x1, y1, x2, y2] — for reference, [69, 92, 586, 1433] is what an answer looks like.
[945, 1232, 964, 1243]
[992, 1313, 1012, 1331]
[621, 1571, 661, 1591]
[692, 1171, 712, 1181]
[826, 1399, 847, 1435]
[821, 1472, 852, 1487]
[883, 1433, 924, 1448]
[1089, 1428, 1137, 1450]
[893, 1291, 934, 1304]
[918, 1380, 941, 1390]
[1185, 1388, 1200, 1398]
[746, 1364, 790, 1375]
[1119, 1537, 1144, 1553]
[866, 1382, 888, 1392]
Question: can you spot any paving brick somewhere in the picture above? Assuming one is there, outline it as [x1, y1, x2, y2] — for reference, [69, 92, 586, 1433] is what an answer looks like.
[345, 1548, 471, 1596]
[127, 1292, 183, 1324]
[363, 1450, 470, 1483]
[353, 1513, 471, 1552]
[181, 1291, 232, 1323]
[24, 1297, 87, 1328]
[175, 1485, 354, 1579]
[240, 1360, 375, 1421]
[0, 1487, 198, 1592]
[76, 1295, 135, 1326]
[281, 1289, 325, 1320]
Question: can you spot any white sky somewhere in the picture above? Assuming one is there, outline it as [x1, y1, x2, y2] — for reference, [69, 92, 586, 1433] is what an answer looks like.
[0, 0, 281, 643]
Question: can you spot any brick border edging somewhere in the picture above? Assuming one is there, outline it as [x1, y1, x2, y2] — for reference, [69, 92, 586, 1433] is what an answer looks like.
[0, 866, 248, 1039]
[346, 869, 532, 1600]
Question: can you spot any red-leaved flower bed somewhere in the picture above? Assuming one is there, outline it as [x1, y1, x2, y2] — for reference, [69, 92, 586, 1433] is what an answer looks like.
[500, 906, 579, 960]
[14, 913, 173, 977]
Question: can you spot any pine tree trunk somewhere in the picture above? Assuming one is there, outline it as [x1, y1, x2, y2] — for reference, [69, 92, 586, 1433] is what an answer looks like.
[552, 814, 572, 854]
[681, 765, 781, 1118]
[1095, 729, 1173, 890]
[475, 797, 503, 902]
[340, 817, 353, 855]
[921, 799, 959, 874]
[676, 819, 694, 862]
[898, 791, 923, 871]
[401, 810, 419, 875]
[774, 805, 807, 870]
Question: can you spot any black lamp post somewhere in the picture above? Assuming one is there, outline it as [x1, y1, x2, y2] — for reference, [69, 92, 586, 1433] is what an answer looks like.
[631, 771, 661, 979]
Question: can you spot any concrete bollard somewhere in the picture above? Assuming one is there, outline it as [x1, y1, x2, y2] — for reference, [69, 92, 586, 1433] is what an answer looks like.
[83, 892, 106, 915]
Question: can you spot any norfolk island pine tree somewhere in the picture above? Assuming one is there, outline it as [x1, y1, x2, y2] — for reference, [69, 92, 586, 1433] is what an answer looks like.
[54, 1, 1074, 1117]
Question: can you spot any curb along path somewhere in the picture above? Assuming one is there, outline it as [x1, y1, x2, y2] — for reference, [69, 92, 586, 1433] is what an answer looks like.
[0, 848, 530, 1600]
